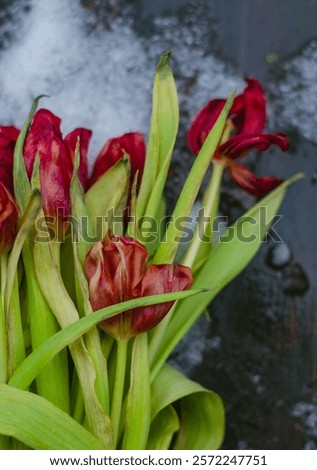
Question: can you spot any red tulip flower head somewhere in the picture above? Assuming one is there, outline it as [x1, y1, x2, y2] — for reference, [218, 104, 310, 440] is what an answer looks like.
[188, 78, 289, 197]
[85, 233, 193, 340]
[23, 109, 91, 238]
[87, 132, 146, 190]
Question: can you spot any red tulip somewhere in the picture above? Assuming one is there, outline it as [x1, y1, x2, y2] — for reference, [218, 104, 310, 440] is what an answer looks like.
[0, 181, 19, 255]
[23, 109, 91, 237]
[0, 126, 20, 194]
[187, 78, 289, 197]
[88, 132, 146, 190]
[85, 233, 193, 340]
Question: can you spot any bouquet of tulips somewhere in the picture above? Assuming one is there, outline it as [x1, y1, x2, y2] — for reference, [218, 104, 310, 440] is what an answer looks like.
[0, 53, 301, 450]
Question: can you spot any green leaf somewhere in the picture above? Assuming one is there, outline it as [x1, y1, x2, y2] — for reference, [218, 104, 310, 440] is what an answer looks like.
[137, 52, 179, 220]
[5, 190, 42, 314]
[146, 405, 179, 450]
[85, 157, 130, 239]
[9, 288, 204, 392]
[70, 143, 93, 266]
[153, 92, 235, 264]
[13, 97, 43, 213]
[151, 365, 224, 450]
[150, 174, 303, 378]
[123, 333, 151, 450]
[0, 384, 104, 450]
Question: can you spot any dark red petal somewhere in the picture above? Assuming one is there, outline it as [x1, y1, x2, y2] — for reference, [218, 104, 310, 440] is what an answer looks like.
[0, 126, 20, 193]
[24, 109, 72, 234]
[131, 264, 193, 335]
[232, 78, 266, 135]
[187, 99, 226, 154]
[220, 133, 289, 160]
[88, 132, 146, 189]
[85, 233, 149, 311]
[0, 182, 18, 254]
[228, 161, 283, 197]
[84, 240, 116, 312]
[64, 128, 92, 190]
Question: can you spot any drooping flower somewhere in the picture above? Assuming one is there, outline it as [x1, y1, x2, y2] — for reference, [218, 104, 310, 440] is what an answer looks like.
[0, 181, 19, 255]
[87, 132, 146, 190]
[23, 109, 91, 237]
[187, 78, 289, 197]
[0, 125, 20, 194]
[85, 233, 193, 340]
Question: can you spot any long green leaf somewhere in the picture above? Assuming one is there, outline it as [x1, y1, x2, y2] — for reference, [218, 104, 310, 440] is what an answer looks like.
[146, 405, 179, 450]
[150, 174, 303, 378]
[123, 333, 151, 449]
[85, 157, 130, 239]
[0, 384, 104, 450]
[151, 365, 224, 450]
[13, 97, 43, 213]
[5, 190, 42, 314]
[9, 289, 205, 391]
[153, 92, 235, 264]
[137, 52, 179, 219]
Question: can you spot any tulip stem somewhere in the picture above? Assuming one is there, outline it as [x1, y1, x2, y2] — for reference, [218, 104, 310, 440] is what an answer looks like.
[111, 339, 128, 447]
[23, 241, 70, 413]
[5, 274, 25, 378]
[182, 161, 225, 270]
[0, 255, 9, 449]
[0, 254, 8, 384]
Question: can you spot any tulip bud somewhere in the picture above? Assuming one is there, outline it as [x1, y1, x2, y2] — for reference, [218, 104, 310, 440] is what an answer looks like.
[23, 109, 91, 239]
[88, 132, 146, 190]
[0, 182, 18, 255]
[85, 233, 193, 340]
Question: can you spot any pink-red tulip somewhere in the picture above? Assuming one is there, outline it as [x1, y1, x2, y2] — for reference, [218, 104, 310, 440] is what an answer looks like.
[85, 233, 193, 340]
[88, 132, 146, 190]
[187, 78, 289, 197]
[23, 109, 91, 237]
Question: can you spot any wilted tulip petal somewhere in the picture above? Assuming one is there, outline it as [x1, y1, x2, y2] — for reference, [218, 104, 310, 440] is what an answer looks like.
[227, 160, 283, 197]
[0, 125, 20, 194]
[231, 78, 266, 135]
[88, 132, 146, 189]
[0, 182, 18, 255]
[85, 233, 193, 340]
[219, 133, 289, 160]
[187, 99, 226, 154]
[131, 264, 193, 335]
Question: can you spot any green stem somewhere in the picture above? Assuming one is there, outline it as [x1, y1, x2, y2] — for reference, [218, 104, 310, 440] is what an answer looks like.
[5, 274, 25, 378]
[70, 371, 85, 424]
[122, 333, 151, 450]
[111, 339, 128, 447]
[0, 254, 8, 384]
[182, 161, 225, 269]
[0, 255, 9, 449]
[23, 241, 70, 412]
[148, 304, 176, 366]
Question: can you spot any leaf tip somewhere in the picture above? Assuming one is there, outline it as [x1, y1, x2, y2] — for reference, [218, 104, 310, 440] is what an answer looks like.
[157, 51, 171, 70]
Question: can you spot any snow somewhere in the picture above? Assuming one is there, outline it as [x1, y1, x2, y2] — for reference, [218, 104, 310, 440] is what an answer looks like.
[272, 40, 317, 143]
[0, 0, 241, 170]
